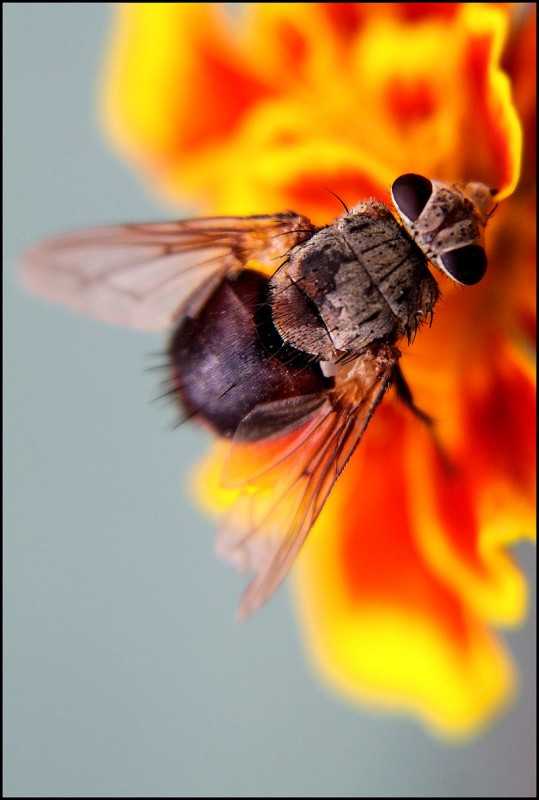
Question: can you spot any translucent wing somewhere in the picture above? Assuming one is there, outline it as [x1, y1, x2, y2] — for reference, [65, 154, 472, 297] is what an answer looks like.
[20, 213, 315, 331]
[216, 344, 400, 618]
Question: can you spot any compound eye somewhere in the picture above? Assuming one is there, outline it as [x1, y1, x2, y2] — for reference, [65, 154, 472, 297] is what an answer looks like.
[392, 174, 433, 221]
[439, 245, 487, 285]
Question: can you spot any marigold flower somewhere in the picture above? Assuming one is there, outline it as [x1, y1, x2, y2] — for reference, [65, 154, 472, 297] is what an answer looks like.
[100, 3, 536, 738]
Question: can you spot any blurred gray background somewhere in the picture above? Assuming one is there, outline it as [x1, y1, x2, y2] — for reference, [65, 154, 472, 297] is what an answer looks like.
[4, 4, 536, 797]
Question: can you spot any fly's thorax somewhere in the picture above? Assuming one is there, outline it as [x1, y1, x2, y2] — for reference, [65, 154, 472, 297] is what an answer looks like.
[269, 203, 439, 361]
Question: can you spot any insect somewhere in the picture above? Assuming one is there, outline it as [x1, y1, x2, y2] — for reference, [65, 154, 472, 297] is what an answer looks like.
[20, 173, 497, 617]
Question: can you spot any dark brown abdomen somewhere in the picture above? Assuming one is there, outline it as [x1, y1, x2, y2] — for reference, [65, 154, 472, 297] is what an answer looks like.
[168, 270, 331, 438]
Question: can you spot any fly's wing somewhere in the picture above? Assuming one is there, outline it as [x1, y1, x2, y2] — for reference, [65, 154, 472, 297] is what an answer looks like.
[216, 344, 400, 618]
[19, 213, 315, 332]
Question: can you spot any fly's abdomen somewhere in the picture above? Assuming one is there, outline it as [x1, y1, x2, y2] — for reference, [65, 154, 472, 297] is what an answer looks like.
[168, 270, 331, 438]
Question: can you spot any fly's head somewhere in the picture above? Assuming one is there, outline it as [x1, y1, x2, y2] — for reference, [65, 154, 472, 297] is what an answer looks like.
[391, 173, 497, 286]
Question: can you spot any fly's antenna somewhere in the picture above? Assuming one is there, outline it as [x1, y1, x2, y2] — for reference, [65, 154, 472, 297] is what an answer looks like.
[325, 188, 349, 214]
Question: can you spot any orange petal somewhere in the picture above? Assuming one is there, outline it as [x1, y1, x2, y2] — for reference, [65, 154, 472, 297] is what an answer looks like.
[407, 372, 534, 626]
[100, 4, 521, 214]
[292, 404, 517, 738]
[456, 4, 522, 198]
[101, 4, 274, 201]
[501, 4, 536, 192]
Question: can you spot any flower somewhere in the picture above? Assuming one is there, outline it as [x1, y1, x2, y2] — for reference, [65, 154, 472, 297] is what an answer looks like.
[100, 3, 536, 738]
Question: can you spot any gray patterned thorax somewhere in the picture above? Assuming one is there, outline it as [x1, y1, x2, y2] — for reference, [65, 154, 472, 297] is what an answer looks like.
[269, 203, 439, 359]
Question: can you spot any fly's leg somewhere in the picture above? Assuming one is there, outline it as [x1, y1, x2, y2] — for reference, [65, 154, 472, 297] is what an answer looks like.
[392, 364, 456, 474]
[392, 364, 434, 427]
